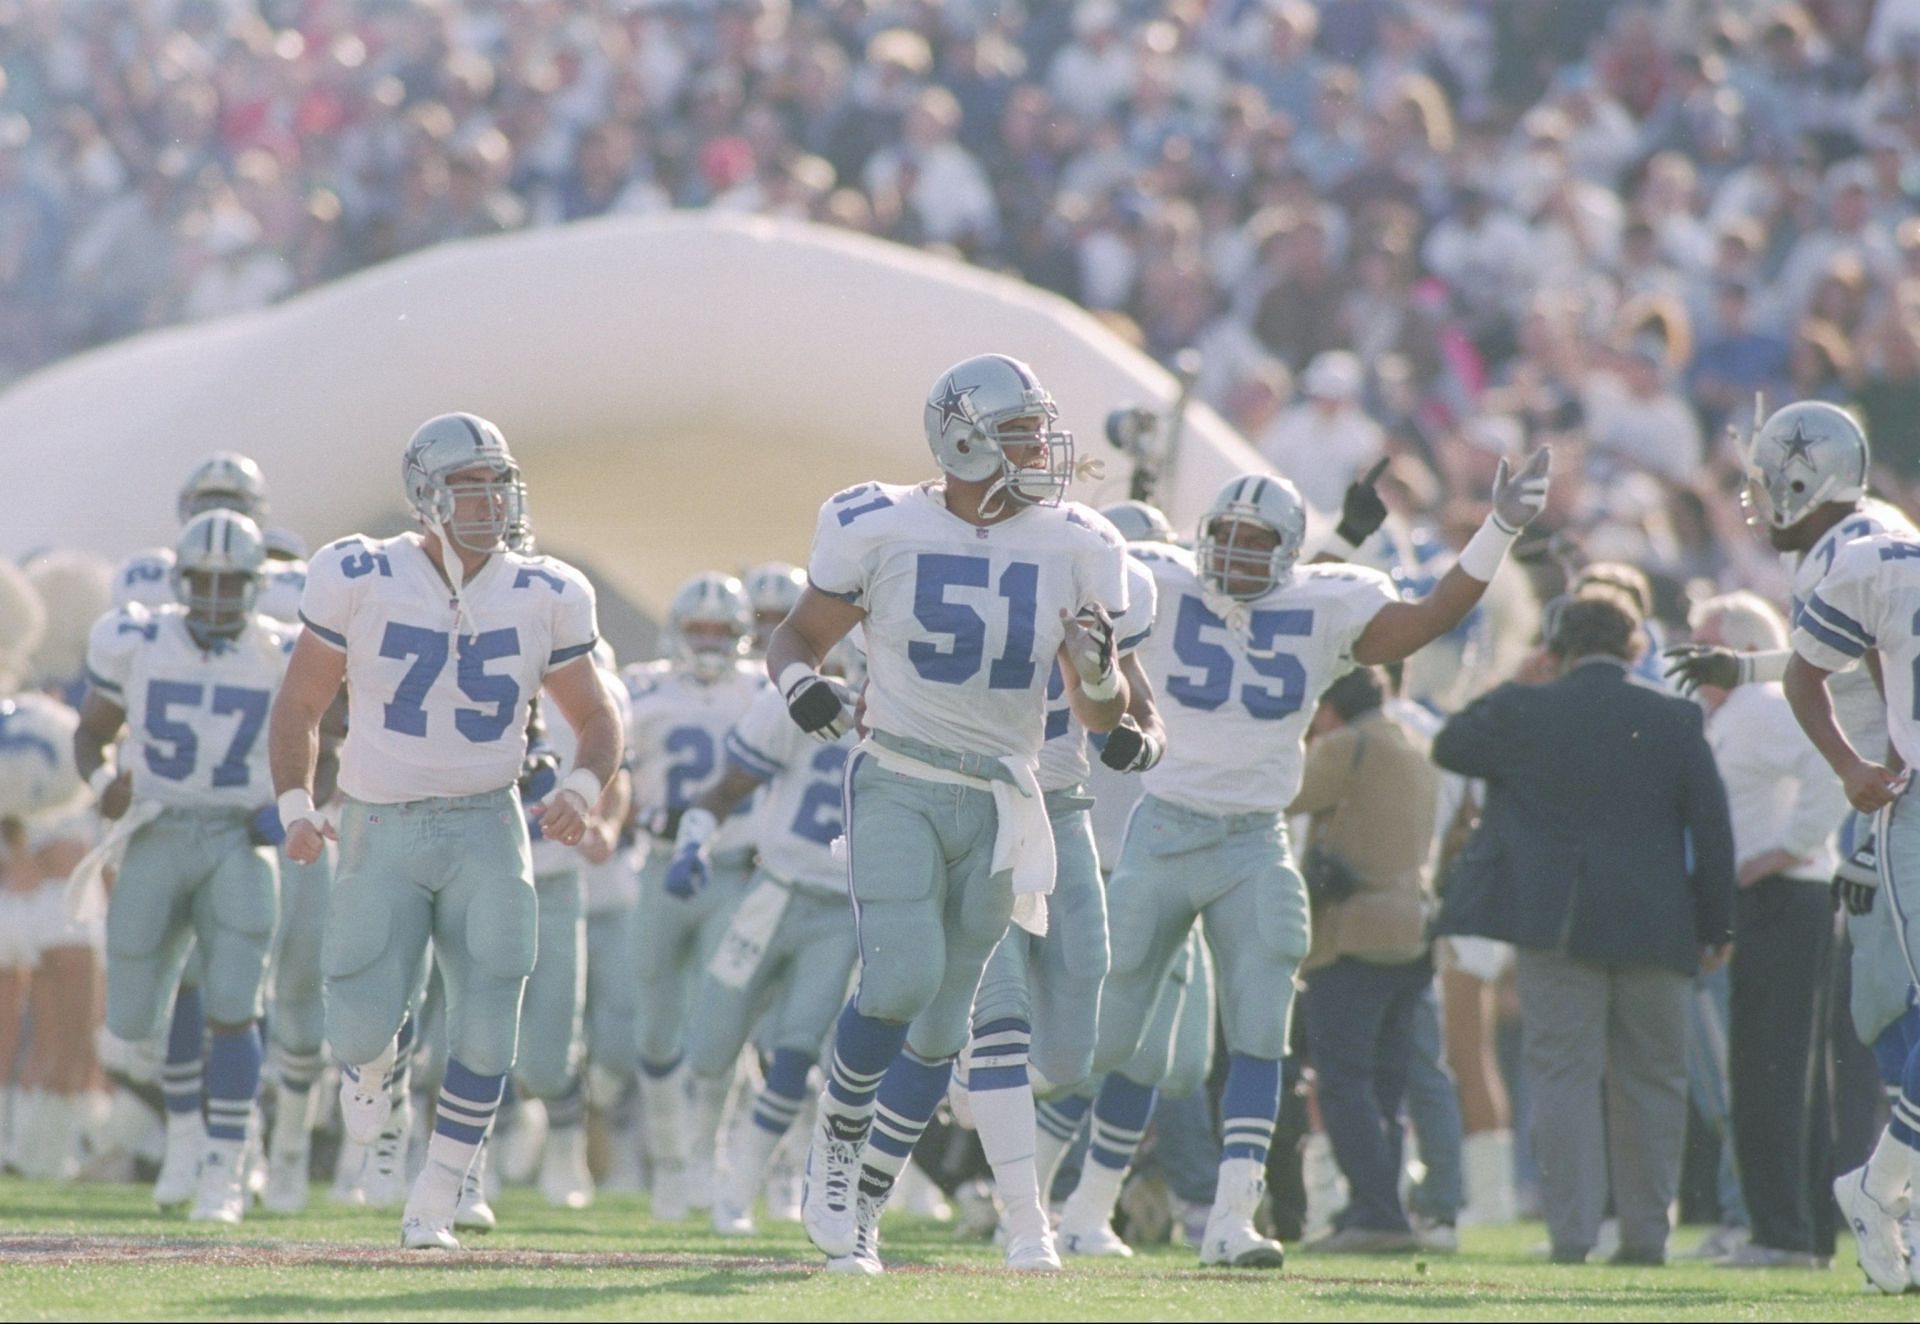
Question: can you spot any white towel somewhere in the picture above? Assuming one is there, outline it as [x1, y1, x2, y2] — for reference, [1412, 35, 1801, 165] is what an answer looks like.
[861, 739, 1055, 937]
[64, 801, 164, 925]
[706, 874, 793, 990]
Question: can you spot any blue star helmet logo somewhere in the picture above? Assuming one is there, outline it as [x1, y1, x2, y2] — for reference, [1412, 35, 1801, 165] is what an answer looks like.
[933, 377, 977, 433]
[1779, 421, 1819, 469]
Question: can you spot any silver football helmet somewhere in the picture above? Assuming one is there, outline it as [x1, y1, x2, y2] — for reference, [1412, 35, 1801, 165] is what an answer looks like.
[0, 693, 83, 823]
[173, 510, 266, 644]
[1741, 401, 1868, 531]
[1099, 499, 1176, 545]
[1197, 473, 1308, 601]
[113, 548, 178, 609]
[177, 452, 269, 524]
[742, 561, 807, 653]
[261, 527, 308, 562]
[668, 572, 753, 681]
[401, 412, 528, 555]
[923, 354, 1074, 513]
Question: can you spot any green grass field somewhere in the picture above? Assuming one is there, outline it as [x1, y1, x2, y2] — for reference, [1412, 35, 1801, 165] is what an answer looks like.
[0, 1179, 1906, 1321]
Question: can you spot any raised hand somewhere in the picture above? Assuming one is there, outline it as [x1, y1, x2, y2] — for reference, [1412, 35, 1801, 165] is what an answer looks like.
[1490, 446, 1551, 532]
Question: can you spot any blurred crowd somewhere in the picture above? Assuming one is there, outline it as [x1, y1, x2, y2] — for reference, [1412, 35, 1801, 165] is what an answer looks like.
[0, 1, 1917, 565]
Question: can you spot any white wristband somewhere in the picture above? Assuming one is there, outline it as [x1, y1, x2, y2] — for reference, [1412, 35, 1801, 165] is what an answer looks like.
[1456, 517, 1518, 583]
[1078, 667, 1121, 702]
[88, 762, 119, 797]
[556, 768, 602, 808]
[676, 807, 718, 847]
[277, 788, 325, 830]
[778, 662, 819, 701]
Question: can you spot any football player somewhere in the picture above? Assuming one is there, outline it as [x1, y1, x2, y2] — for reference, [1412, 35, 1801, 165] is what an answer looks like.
[1056, 453, 1550, 1270]
[668, 639, 864, 1236]
[743, 563, 807, 657]
[515, 650, 632, 1211]
[947, 510, 1163, 1260]
[623, 572, 766, 1219]
[766, 353, 1132, 1274]
[1666, 402, 1920, 1263]
[75, 511, 296, 1222]
[267, 413, 621, 1250]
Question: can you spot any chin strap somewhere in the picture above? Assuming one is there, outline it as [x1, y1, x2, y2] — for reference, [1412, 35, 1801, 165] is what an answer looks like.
[430, 519, 477, 636]
[1199, 581, 1253, 637]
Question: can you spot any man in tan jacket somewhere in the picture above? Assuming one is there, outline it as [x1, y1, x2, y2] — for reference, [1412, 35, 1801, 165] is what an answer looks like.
[1291, 665, 1442, 1252]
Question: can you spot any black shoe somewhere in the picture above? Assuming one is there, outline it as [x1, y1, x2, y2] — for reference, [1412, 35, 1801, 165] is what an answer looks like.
[1610, 1246, 1666, 1266]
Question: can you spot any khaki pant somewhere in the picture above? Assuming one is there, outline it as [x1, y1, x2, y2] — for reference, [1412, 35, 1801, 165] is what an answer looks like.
[1515, 948, 1690, 1259]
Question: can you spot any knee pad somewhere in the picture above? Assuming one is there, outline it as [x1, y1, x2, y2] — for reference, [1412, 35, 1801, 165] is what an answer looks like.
[466, 874, 538, 980]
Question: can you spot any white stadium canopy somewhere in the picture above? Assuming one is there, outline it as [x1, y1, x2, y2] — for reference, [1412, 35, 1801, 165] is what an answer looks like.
[1, 213, 1272, 617]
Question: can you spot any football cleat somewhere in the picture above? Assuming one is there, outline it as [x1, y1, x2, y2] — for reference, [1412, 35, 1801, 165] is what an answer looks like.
[455, 1149, 498, 1232]
[338, 1061, 392, 1146]
[824, 1191, 884, 1275]
[711, 1197, 756, 1237]
[1059, 1220, 1133, 1258]
[539, 1127, 595, 1211]
[1832, 1168, 1910, 1294]
[361, 1099, 413, 1210]
[400, 1213, 460, 1251]
[801, 1105, 866, 1259]
[1199, 1217, 1288, 1269]
[188, 1145, 247, 1225]
[1005, 1226, 1063, 1272]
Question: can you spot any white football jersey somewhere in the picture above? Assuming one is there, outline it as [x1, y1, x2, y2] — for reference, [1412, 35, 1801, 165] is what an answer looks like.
[1792, 531, 1920, 772]
[257, 559, 308, 625]
[725, 685, 854, 895]
[84, 603, 295, 810]
[112, 548, 175, 609]
[1135, 546, 1398, 815]
[1789, 497, 1918, 758]
[624, 657, 766, 861]
[300, 533, 598, 805]
[807, 481, 1130, 761]
[1036, 552, 1159, 792]
[531, 662, 632, 876]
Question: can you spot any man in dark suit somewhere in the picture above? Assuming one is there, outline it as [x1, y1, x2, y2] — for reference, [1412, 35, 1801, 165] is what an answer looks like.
[1433, 591, 1736, 1265]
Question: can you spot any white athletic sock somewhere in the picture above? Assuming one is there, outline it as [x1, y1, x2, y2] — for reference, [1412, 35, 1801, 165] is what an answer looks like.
[1061, 1154, 1127, 1228]
[1865, 1127, 1914, 1205]
[972, 1082, 1048, 1241]
[637, 1062, 688, 1172]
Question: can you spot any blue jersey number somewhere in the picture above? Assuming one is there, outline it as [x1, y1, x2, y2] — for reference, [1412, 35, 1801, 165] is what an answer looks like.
[1165, 595, 1313, 721]
[832, 484, 895, 527]
[909, 554, 1041, 688]
[1044, 661, 1071, 740]
[514, 567, 567, 594]
[339, 541, 393, 579]
[664, 726, 717, 810]
[789, 744, 850, 845]
[378, 623, 523, 743]
[142, 680, 271, 785]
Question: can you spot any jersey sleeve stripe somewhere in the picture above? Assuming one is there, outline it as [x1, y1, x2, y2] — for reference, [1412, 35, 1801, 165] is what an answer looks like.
[1796, 612, 1867, 659]
[299, 613, 347, 651]
[724, 730, 785, 778]
[806, 574, 861, 604]
[84, 667, 123, 695]
[1804, 593, 1874, 647]
[547, 639, 597, 667]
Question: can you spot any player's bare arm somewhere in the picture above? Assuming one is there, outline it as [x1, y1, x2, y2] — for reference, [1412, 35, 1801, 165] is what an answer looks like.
[767, 587, 864, 741]
[1784, 652, 1900, 813]
[533, 654, 625, 848]
[73, 688, 132, 820]
[268, 630, 348, 863]
[1353, 448, 1550, 666]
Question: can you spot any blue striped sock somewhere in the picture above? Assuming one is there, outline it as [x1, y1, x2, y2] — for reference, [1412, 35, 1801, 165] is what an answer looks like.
[163, 987, 205, 1116]
[1219, 1053, 1281, 1164]
[858, 1049, 951, 1199]
[204, 1025, 262, 1143]
[968, 1017, 1030, 1093]
[545, 1076, 586, 1132]
[1893, 1040, 1920, 1150]
[1037, 1093, 1089, 1143]
[435, 1059, 506, 1148]
[753, 1049, 813, 1137]
[823, 1000, 907, 1139]
[1088, 1073, 1156, 1171]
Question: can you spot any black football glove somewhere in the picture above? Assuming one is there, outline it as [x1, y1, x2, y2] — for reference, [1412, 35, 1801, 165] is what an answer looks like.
[1334, 458, 1391, 551]
[1832, 873, 1877, 916]
[784, 670, 850, 741]
[1099, 716, 1162, 773]
[1661, 644, 1743, 698]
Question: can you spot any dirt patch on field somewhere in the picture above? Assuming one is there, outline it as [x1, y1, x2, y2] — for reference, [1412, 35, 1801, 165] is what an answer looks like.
[0, 1235, 814, 1272]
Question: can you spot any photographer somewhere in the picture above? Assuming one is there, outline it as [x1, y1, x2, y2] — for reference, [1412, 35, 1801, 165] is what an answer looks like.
[1292, 666, 1444, 1253]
